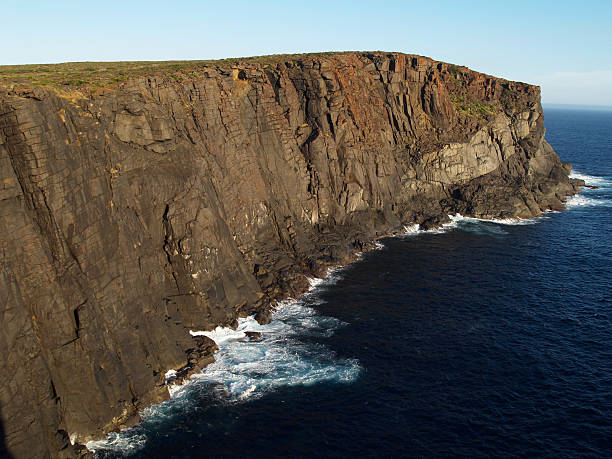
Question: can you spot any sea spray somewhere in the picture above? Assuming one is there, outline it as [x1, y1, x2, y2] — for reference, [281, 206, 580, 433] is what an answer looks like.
[566, 170, 612, 208]
[569, 170, 612, 187]
[565, 194, 612, 208]
[402, 212, 557, 238]
[87, 267, 361, 457]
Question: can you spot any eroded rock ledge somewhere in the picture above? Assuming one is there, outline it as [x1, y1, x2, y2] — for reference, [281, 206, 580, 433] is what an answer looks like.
[0, 52, 582, 457]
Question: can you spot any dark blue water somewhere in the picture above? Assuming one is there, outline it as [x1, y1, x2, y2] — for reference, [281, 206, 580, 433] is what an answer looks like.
[93, 108, 612, 458]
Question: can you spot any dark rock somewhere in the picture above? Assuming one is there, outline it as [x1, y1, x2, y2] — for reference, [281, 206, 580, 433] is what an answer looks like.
[255, 307, 273, 325]
[168, 335, 218, 385]
[244, 331, 263, 341]
[420, 215, 451, 230]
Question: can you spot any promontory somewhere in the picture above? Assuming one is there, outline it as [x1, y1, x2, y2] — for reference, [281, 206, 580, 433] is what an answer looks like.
[0, 52, 582, 458]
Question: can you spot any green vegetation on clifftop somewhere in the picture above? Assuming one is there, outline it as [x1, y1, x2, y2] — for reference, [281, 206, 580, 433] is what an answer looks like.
[0, 52, 348, 92]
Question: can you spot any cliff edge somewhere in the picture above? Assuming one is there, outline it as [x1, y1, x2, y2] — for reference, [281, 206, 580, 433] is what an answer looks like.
[0, 52, 582, 457]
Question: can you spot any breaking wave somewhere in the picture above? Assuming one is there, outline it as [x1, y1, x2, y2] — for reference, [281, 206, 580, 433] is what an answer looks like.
[565, 194, 612, 208]
[569, 170, 612, 187]
[567, 170, 612, 208]
[87, 268, 360, 457]
[402, 213, 548, 237]
[399, 169, 611, 237]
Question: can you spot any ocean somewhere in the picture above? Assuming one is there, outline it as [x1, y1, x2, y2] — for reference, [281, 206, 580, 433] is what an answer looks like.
[90, 107, 612, 458]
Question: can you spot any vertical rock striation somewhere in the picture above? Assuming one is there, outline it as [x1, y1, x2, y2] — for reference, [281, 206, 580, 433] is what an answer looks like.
[0, 52, 581, 457]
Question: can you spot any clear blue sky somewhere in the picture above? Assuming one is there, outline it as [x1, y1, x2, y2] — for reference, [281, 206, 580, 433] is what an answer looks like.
[2, 0, 611, 105]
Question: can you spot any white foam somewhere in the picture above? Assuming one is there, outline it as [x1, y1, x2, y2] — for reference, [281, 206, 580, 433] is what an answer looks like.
[402, 220, 452, 237]
[373, 241, 385, 250]
[315, 266, 344, 286]
[166, 382, 183, 397]
[444, 214, 511, 234]
[191, 315, 263, 345]
[565, 170, 612, 208]
[460, 215, 545, 226]
[565, 194, 612, 208]
[86, 432, 148, 456]
[164, 370, 177, 384]
[402, 215, 464, 237]
[450, 213, 544, 226]
[429, 220, 460, 233]
[487, 218, 538, 225]
[87, 267, 359, 456]
[570, 170, 612, 187]
[180, 295, 360, 404]
[402, 212, 549, 238]
[307, 276, 325, 289]
[193, 266, 355, 389]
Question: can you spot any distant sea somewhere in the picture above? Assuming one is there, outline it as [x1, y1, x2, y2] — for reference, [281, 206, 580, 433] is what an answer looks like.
[91, 107, 612, 458]
[544, 103, 612, 112]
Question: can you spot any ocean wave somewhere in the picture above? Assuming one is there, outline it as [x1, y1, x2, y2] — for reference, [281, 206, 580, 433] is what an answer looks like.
[400, 170, 611, 235]
[87, 266, 360, 456]
[373, 241, 385, 250]
[565, 194, 612, 208]
[402, 218, 461, 236]
[458, 214, 549, 227]
[402, 213, 547, 238]
[570, 170, 612, 187]
[86, 432, 148, 457]
[184, 271, 359, 400]
[403, 223, 421, 234]
[565, 169, 612, 208]
[479, 217, 542, 225]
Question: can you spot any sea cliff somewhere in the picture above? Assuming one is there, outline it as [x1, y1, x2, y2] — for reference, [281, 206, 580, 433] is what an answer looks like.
[0, 52, 582, 457]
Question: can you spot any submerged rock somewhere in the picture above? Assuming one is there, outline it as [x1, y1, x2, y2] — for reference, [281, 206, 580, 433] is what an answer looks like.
[243, 331, 263, 342]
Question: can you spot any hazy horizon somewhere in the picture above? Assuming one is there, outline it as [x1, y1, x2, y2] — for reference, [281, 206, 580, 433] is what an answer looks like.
[543, 103, 612, 110]
[2, 0, 610, 106]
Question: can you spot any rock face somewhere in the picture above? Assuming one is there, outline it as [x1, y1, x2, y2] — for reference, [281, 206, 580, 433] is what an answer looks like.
[0, 52, 581, 457]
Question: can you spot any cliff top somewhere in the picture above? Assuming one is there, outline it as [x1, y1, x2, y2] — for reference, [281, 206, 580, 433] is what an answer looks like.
[0, 51, 526, 93]
[0, 51, 366, 89]
[0, 51, 537, 123]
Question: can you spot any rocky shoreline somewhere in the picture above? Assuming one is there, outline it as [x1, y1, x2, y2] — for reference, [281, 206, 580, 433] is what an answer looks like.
[0, 51, 583, 457]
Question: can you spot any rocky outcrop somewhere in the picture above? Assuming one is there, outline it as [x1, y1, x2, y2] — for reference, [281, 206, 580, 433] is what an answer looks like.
[0, 52, 581, 458]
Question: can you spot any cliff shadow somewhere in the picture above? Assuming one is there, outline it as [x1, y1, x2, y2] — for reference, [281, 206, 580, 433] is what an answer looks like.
[0, 417, 11, 459]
